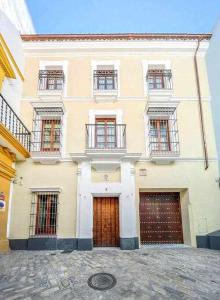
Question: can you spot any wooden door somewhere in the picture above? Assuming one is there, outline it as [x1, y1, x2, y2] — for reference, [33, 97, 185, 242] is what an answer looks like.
[93, 197, 119, 247]
[139, 193, 183, 244]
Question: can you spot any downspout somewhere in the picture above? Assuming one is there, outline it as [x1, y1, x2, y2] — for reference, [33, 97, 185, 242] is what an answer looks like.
[194, 38, 209, 170]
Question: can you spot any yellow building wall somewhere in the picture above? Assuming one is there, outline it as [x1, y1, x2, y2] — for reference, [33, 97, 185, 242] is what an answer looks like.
[0, 146, 15, 252]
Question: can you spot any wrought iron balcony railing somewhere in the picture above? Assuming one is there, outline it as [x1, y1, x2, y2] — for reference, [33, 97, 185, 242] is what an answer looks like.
[31, 128, 62, 155]
[147, 69, 173, 90]
[0, 94, 31, 151]
[93, 70, 118, 90]
[86, 124, 126, 150]
[38, 70, 65, 91]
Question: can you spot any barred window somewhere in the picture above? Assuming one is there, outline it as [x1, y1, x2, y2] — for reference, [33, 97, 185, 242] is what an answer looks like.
[147, 68, 172, 90]
[147, 107, 179, 157]
[31, 106, 64, 154]
[41, 119, 61, 152]
[94, 65, 118, 90]
[29, 193, 58, 237]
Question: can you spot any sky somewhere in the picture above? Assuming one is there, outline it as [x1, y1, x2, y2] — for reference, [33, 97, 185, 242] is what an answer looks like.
[26, 0, 220, 34]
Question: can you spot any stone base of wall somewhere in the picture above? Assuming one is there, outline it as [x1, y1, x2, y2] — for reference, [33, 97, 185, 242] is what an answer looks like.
[197, 230, 220, 250]
[9, 237, 139, 251]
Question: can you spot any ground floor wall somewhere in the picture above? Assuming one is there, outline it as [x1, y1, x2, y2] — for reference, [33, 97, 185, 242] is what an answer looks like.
[0, 146, 15, 253]
[9, 159, 220, 250]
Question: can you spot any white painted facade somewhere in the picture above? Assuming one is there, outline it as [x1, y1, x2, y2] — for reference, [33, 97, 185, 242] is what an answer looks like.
[206, 18, 220, 178]
[0, 0, 35, 34]
[0, 10, 24, 113]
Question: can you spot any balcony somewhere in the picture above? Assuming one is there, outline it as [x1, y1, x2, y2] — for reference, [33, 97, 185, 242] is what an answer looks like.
[38, 70, 65, 99]
[93, 70, 118, 102]
[85, 123, 126, 158]
[0, 94, 31, 159]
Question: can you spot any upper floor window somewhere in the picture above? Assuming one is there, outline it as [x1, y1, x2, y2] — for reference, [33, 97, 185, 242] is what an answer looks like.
[147, 106, 179, 159]
[94, 65, 118, 91]
[41, 119, 61, 152]
[38, 67, 65, 91]
[149, 119, 171, 152]
[147, 65, 172, 90]
[31, 106, 64, 156]
[95, 118, 117, 149]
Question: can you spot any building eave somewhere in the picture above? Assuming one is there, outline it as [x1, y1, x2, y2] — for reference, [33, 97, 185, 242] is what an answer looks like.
[21, 33, 212, 42]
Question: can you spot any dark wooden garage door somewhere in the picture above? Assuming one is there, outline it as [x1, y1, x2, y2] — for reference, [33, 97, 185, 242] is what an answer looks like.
[139, 193, 183, 244]
[93, 197, 119, 247]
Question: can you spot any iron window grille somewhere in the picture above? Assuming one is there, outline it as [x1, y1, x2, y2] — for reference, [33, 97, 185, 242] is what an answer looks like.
[38, 70, 65, 91]
[29, 192, 59, 237]
[93, 70, 118, 90]
[148, 107, 179, 157]
[31, 107, 64, 154]
[147, 69, 172, 90]
[86, 123, 126, 150]
[0, 93, 31, 151]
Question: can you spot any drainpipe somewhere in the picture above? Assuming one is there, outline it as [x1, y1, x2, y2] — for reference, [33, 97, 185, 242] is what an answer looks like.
[194, 38, 209, 170]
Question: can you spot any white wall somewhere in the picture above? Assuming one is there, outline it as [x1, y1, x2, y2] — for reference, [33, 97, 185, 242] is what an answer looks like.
[0, 10, 24, 114]
[0, 0, 35, 34]
[206, 18, 220, 175]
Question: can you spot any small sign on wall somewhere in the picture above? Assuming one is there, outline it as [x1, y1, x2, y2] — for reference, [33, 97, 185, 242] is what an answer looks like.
[0, 192, 6, 212]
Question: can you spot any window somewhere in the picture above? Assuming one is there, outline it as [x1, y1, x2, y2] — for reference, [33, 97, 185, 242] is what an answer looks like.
[29, 193, 58, 237]
[38, 68, 64, 91]
[147, 106, 180, 157]
[94, 65, 117, 90]
[41, 119, 61, 152]
[147, 66, 172, 90]
[149, 119, 170, 152]
[95, 118, 116, 149]
[31, 106, 64, 155]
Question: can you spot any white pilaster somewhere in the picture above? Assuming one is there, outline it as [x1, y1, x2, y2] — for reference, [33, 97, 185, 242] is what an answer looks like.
[76, 161, 92, 238]
[120, 161, 137, 238]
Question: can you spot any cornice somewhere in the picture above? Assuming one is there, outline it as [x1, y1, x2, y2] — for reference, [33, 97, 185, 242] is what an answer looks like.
[21, 33, 212, 42]
[0, 124, 30, 159]
[0, 35, 24, 81]
[0, 145, 16, 162]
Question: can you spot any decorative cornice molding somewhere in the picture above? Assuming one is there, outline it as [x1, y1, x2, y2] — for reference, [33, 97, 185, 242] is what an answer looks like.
[0, 34, 24, 81]
[0, 159, 16, 180]
[21, 33, 211, 42]
[0, 145, 16, 162]
[0, 124, 30, 159]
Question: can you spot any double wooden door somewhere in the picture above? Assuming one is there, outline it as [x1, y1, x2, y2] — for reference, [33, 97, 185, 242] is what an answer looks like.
[139, 193, 183, 244]
[93, 197, 119, 247]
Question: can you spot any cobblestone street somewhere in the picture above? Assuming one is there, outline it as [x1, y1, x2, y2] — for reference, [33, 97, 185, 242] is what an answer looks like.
[0, 247, 220, 299]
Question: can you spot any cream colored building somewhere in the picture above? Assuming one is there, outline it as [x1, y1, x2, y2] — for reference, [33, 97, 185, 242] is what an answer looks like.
[8, 33, 220, 251]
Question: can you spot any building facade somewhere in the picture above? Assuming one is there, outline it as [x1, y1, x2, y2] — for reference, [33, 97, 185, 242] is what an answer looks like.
[0, 11, 30, 253]
[8, 33, 220, 251]
[0, 0, 35, 34]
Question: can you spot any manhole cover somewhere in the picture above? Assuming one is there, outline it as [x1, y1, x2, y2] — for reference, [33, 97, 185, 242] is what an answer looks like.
[88, 273, 117, 291]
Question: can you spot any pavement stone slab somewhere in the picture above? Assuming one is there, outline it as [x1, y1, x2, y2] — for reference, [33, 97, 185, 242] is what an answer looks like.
[0, 247, 220, 299]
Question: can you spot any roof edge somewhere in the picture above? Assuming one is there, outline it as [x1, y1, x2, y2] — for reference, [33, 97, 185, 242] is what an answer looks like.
[21, 33, 212, 42]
